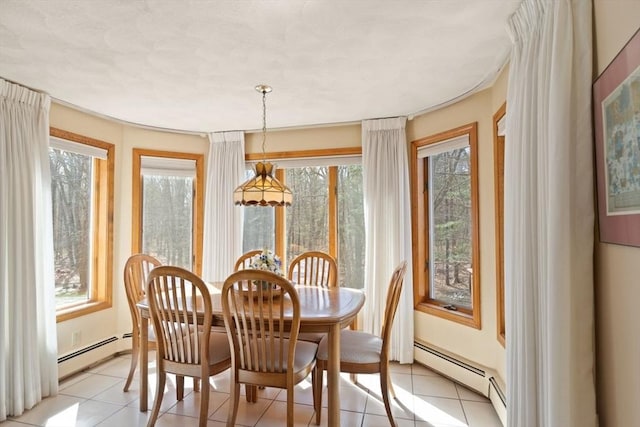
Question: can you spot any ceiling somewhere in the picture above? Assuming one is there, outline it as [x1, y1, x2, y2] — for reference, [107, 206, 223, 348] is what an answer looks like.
[0, 1, 522, 133]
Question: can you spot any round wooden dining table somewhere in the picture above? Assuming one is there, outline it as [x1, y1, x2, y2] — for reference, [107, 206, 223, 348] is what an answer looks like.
[137, 283, 365, 426]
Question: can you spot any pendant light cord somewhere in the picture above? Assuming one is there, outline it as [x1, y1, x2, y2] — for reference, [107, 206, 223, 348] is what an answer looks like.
[261, 89, 267, 162]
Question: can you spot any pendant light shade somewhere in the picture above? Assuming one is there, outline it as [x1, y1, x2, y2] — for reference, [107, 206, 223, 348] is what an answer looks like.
[233, 85, 293, 207]
[233, 161, 293, 206]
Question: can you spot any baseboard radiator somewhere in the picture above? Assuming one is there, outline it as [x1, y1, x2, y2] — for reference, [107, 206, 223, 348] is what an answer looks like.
[413, 340, 506, 426]
[57, 336, 122, 380]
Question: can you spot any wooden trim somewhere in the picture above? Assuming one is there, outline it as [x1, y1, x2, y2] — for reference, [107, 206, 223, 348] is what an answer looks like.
[328, 167, 338, 258]
[50, 127, 114, 323]
[245, 146, 361, 161]
[50, 128, 113, 151]
[131, 148, 204, 274]
[410, 139, 424, 308]
[131, 150, 143, 254]
[410, 123, 481, 329]
[468, 122, 481, 329]
[56, 301, 112, 323]
[193, 155, 204, 275]
[274, 168, 286, 265]
[94, 148, 115, 306]
[493, 103, 507, 347]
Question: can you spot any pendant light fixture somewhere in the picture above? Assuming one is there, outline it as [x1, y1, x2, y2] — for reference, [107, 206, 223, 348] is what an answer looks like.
[233, 85, 293, 207]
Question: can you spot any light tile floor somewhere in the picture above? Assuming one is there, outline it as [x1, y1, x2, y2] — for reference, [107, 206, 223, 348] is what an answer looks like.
[3, 352, 503, 426]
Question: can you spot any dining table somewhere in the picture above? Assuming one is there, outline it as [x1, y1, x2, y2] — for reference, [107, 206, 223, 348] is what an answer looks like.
[137, 282, 365, 426]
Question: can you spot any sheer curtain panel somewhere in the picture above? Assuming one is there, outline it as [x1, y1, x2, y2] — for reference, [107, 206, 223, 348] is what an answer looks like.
[362, 117, 414, 363]
[201, 131, 245, 282]
[504, 1, 597, 426]
[0, 79, 58, 420]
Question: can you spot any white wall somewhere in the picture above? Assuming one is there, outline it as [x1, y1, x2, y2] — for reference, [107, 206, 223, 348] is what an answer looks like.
[593, 3, 640, 426]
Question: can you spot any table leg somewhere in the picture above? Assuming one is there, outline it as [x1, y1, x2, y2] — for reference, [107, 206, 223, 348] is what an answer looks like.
[327, 323, 341, 426]
[140, 316, 148, 412]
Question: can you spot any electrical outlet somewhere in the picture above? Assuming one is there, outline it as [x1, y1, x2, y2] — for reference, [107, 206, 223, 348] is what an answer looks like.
[71, 331, 81, 347]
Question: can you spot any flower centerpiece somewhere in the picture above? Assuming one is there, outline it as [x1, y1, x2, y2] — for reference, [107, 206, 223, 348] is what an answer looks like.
[249, 249, 283, 292]
[249, 249, 283, 275]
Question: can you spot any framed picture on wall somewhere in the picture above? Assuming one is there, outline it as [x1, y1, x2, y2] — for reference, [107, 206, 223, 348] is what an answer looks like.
[593, 26, 640, 247]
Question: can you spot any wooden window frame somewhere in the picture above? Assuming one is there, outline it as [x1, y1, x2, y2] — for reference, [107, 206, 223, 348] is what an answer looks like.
[493, 103, 506, 346]
[410, 123, 481, 329]
[131, 149, 204, 275]
[53, 128, 115, 323]
[245, 147, 361, 271]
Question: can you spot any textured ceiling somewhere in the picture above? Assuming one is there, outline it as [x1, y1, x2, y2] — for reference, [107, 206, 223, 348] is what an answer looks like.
[0, 1, 522, 133]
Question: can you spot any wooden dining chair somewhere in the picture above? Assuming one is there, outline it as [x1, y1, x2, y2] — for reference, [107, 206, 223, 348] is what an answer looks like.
[287, 251, 339, 344]
[233, 249, 272, 400]
[313, 261, 408, 426]
[233, 249, 262, 271]
[288, 250, 337, 288]
[146, 266, 231, 427]
[221, 270, 319, 427]
[123, 253, 162, 392]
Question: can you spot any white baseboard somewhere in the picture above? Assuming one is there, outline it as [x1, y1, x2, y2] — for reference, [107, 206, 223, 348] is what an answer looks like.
[57, 336, 121, 379]
[413, 339, 506, 427]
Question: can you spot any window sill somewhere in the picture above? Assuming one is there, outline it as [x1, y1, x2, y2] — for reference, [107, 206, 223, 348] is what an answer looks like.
[415, 301, 481, 329]
[56, 301, 112, 323]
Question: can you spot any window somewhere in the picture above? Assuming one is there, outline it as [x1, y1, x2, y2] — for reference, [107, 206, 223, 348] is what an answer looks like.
[286, 166, 330, 260]
[411, 123, 481, 328]
[50, 128, 114, 322]
[242, 148, 364, 289]
[493, 103, 506, 345]
[132, 149, 204, 274]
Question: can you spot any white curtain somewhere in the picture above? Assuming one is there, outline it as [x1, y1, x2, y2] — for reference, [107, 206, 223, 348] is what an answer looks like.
[505, 1, 596, 426]
[0, 79, 58, 420]
[362, 117, 414, 363]
[201, 131, 245, 282]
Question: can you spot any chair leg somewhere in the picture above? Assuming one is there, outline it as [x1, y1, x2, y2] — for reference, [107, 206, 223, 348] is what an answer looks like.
[350, 373, 357, 384]
[286, 385, 294, 427]
[194, 378, 200, 392]
[176, 375, 185, 401]
[123, 333, 139, 392]
[245, 384, 257, 402]
[380, 367, 397, 427]
[227, 381, 241, 427]
[146, 371, 166, 427]
[313, 366, 323, 425]
[387, 371, 397, 399]
[198, 377, 209, 427]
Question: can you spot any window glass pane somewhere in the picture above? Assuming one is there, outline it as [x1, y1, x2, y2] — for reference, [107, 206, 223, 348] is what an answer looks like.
[50, 148, 93, 307]
[243, 207, 275, 252]
[142, 175, 193, 269]
[242, 169, 275, 252]
[429, 147, 472, 309]
[337, 165, 365, 289]
[285, 167, 329, 265]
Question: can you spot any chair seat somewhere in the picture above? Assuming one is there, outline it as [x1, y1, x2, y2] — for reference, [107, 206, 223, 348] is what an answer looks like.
[243, 338, 317, 373]
[206, 332, 232, 365]
[317, 329, 382, 364]
[176, 330, 230, 365]
[291, 340, 318, 372]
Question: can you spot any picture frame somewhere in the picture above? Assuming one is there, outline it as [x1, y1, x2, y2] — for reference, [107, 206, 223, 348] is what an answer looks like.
[593, 27, 640, 247]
